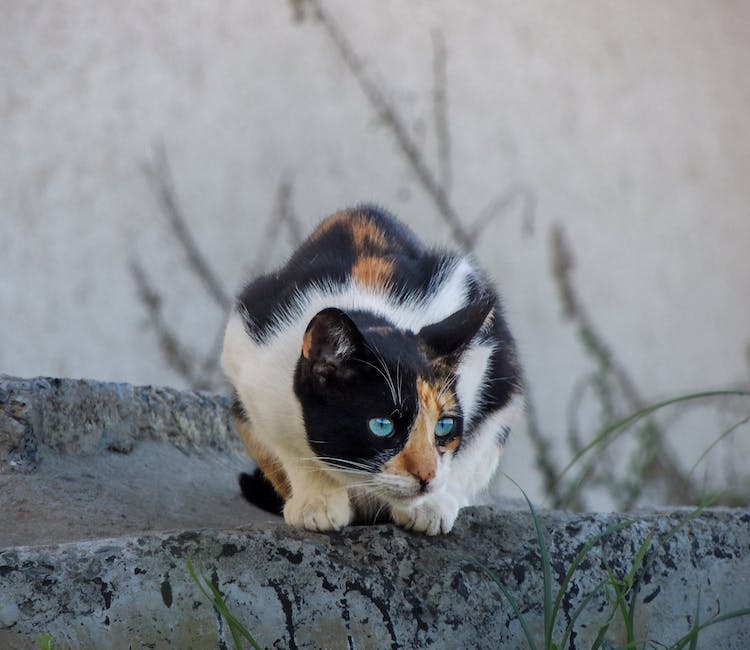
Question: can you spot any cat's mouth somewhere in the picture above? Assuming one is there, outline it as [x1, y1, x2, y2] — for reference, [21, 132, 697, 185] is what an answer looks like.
[380, 482, 435, 503]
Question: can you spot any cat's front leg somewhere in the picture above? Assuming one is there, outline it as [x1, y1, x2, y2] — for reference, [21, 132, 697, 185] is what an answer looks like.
[391, 493, 460, 536]
[283, 488, 352, 532]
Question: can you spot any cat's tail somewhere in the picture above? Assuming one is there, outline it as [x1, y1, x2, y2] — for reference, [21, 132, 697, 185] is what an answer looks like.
[238, 468, 285, 515]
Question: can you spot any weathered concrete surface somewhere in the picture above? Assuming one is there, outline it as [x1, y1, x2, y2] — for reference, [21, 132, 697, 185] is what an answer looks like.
[0, 375, 243, 473]
[1, 376, 749, 648]
[0, 375, 274, 548]
[1, 509, 749, 649]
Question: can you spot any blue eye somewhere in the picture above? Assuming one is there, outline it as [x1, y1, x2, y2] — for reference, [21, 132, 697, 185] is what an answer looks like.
[435, 417, 455, 437]
[368, 417, 395, 437]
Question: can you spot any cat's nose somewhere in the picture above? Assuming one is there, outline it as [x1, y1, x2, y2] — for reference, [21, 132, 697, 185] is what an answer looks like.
[412, 467, 435, 489]
[402, 450, 436, 487]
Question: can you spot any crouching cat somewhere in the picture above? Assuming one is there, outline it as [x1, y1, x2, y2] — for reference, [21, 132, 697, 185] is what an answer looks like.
[221, 205, 523, 535]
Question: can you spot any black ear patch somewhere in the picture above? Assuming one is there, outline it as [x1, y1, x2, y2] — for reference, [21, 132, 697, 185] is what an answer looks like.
[418, 297, 494, 358]
[301, 308, 365, 383]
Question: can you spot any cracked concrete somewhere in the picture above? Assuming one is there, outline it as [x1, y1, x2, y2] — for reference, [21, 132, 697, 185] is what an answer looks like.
[1, 376, 749, 649]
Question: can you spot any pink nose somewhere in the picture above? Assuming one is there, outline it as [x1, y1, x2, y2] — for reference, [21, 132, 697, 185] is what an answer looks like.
[408, 464, 435, 485]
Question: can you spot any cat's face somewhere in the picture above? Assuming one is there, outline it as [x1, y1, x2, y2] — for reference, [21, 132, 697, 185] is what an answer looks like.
[293, 303, 491, 505]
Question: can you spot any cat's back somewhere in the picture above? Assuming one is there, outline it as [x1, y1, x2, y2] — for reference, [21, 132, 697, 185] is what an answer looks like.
[237, 205, 468, 342]
[283, 204, 448, 291]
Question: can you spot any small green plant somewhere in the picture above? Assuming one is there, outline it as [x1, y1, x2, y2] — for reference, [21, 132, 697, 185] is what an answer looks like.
[553, 390, 750, 508]
[34, 633, 55, 650]
[186, 557, 261, 650]
[473, 481, 750, 649]
[469, 476, 636, 650]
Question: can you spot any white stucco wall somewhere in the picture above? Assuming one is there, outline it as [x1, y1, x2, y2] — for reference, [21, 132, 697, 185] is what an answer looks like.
[2, 1, 749, 505]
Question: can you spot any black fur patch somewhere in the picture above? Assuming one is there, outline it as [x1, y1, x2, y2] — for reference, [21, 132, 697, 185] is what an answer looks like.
[238, 469, 284, 515]
[294, 307, 420, 470]
[237, 204, 460, 342]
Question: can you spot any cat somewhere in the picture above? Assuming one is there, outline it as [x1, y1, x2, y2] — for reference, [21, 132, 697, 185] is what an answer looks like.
[221, 205, 523, 535]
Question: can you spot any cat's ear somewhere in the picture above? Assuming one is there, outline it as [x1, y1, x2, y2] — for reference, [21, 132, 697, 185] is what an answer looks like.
[418, 297, 494, 360]
[301, 308, 365, 382]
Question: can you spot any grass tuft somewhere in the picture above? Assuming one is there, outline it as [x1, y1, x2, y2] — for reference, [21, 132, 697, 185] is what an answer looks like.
[186, 557, 261, 650]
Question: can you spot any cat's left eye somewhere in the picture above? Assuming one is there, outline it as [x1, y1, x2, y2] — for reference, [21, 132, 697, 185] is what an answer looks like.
[368, 417, 395, 438]
[435, 417, 455, 437]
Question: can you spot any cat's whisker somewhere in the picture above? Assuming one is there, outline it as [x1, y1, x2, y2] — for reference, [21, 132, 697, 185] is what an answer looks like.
[356, 354, 399, 409]
[297, 456, 379, 477]
[436, 374, 457, 403]
[396, 359, 404, 409]
[305, 455, 379, 470]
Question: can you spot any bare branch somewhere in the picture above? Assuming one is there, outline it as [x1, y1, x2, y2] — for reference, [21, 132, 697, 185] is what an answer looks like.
[550, 224, 699, 506]
[469, 185, 535, 246]
[130, 260, 197, 384]
[142, 143, 231, 311]
[432, 29, 451, 196]
[250, 176, 303, 276]
[277, 176, 304, 246]
[309, 0, 473, 251]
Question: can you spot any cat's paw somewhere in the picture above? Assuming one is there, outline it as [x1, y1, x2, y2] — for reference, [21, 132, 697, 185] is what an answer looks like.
[391, 495, 460, 536]
[283, 490, 352, 532]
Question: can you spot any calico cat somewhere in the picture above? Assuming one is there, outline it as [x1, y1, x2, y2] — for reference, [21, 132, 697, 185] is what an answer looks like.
[221, 205, 523, 535]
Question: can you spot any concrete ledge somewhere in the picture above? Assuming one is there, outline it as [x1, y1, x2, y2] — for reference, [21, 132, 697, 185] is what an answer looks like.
[1, 376, 749, 648]
[2, 509, 749, 649]
[0, 375, 241, 473]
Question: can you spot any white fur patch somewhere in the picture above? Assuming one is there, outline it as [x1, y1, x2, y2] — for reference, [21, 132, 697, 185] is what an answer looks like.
[456, 343, 495, 423]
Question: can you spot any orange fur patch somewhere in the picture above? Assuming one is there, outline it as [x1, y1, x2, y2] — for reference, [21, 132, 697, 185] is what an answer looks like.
[349, 217, 389, 252]
[352, 255, 394, 291]
[234, 414, 291, 500]
[438, 436, 461, 453]
[311, 210, 390, 252]
[301, 329, 313, 358]
[309, 210, 349, 239]
[384, 377, 459, 482]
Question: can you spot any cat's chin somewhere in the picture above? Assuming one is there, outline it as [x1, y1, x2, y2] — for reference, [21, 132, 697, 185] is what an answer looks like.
[382, 491, 429, 508]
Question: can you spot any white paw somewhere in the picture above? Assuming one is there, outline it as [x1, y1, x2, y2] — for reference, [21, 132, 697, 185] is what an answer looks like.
[391, 495, 460, 536]
[283, 490, 352, 532]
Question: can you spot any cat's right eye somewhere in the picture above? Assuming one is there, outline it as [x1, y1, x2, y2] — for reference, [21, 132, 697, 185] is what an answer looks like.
[368, 417, 395, 438]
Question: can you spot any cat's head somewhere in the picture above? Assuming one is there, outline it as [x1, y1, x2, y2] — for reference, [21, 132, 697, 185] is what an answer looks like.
[293, 301, 493, 505]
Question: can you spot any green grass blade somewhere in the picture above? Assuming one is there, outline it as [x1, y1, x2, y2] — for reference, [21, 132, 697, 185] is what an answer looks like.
[604, 563, 631, 640]
[34, 634, 55, 650]
[202, 572, 261, 649]
[624, 527, 653, 592]
[688, 587, 701, 650]
[671, 606, 750, 650]
[505, 475, 553, 648]
[686, 414, 750, 480]
[470, 560, 539, 650]
[555, 390, 750, 486]
[590, 620, 612, 650]
[550, 518, 637, 633]
[558, 577, 609, 649]
[186, 557, 262, 650]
